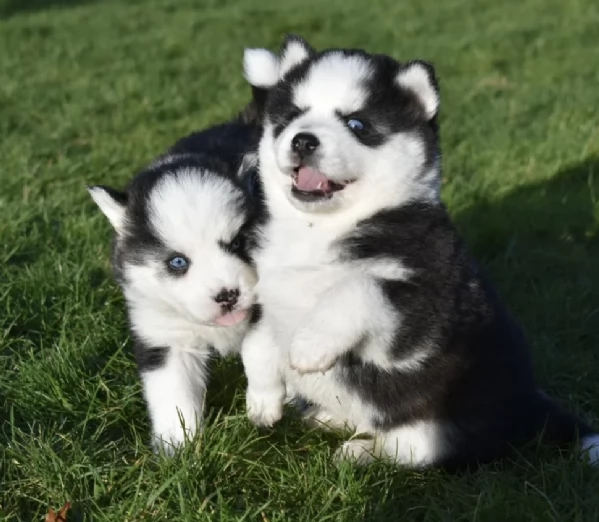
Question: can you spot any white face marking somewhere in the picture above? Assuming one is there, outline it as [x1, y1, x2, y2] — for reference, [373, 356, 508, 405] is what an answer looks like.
[123, 170, 257, 328]
[259, 53, 439, 215]
[293, 53, 372, 113]
[149, 170, 246, 251]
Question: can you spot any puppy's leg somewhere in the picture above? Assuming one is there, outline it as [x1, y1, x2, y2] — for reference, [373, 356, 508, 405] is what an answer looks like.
[334, 438, 377, 465]
[289, 276, 389, 374]
[334, 422, 444, 468]
[302, 404, 350, 432]
[139, 346, 209, 456]
[378, 421, 445, 468]
[241, 320, 286, 427]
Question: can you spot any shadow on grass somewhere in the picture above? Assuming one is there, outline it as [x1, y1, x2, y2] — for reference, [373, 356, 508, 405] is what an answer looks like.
[456, 156, 599, 277]
[0, 0, 99, 18]
[454, 156, 599, 388]
[364, 156, 599, 520]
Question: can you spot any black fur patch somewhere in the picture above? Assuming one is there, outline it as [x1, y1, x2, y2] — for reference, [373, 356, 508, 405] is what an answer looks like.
[218, 233, 252, 266]
[249, 303, 263, 325]
[168, 121, 261, 172]
[240, 166, 260, 200]
[338, 202, 593, 466]
[134, 342, 169, 372]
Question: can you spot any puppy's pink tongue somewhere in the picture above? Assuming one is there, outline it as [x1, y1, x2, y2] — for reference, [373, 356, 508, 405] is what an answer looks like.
[214, 309, 248, 326]
[296, 166, 330, 192]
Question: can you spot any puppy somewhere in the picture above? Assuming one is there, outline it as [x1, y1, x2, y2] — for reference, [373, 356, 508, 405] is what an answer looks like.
[239, 35, 599, 469]
[88, 117, 264, 454]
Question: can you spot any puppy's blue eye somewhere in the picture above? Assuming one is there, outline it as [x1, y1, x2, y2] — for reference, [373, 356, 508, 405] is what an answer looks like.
[347, 119, 365, 131]
[167, 256, 189, 271]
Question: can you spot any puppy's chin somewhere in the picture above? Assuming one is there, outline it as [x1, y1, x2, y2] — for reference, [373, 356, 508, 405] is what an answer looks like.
[286, 189, 345, 214]
[212, 309, 250, 327]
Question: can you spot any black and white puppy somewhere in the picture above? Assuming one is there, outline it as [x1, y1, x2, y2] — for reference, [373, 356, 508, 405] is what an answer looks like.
[240, 35, 599, 468]
[88, 117, 264, 454]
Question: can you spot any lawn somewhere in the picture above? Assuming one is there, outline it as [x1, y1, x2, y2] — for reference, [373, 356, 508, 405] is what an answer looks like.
[1, 0, 599, 520]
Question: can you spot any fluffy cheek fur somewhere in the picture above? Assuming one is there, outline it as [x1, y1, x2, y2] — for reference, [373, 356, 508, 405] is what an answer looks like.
[265, 115, 436, 213]
[339, 133, 437, 212]
[122, 256, 257, 326]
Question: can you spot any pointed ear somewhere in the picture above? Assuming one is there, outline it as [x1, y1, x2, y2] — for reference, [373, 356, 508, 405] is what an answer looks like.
[87, 185, 127, 232]
[243, 48, 280, 88]
[396, 60, 439, 120]
[278, 34, 314, 78]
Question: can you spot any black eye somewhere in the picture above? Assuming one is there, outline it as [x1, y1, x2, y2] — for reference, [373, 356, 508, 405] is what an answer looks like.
[286, 106, 302, 122]
[347, 118, 365, 131]
[230, 236, 244, 252]
[167, 255, 189, 272]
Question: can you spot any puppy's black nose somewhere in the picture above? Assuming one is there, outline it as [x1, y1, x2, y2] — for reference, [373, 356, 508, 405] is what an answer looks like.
[214, 288, 240, 307]
[292, 132, 320, 156]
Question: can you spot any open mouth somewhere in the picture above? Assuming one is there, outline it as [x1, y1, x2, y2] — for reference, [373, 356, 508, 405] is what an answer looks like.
[291, 166, 355, 201]
[214, 308, 249, 327]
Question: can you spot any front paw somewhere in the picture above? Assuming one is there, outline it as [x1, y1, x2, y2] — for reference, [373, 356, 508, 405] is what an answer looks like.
[151, 426, 196, 457]
[289, 342, 338, 374]
[152, 435, 181, 457]
[246, 387, 284, 427]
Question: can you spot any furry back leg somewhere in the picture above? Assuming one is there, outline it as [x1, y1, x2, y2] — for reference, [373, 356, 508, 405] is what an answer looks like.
[334, 421, 446, 468]
[302, 404, 351, 432]
[334, 438, 377, 465]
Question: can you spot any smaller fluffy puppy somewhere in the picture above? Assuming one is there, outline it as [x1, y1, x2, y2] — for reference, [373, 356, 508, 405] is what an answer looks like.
[88, 118, 263, 454]
[240, 35, 599, 469]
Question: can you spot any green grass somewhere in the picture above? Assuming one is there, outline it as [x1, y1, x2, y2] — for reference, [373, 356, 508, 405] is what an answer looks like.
[1, 0, 599, 519]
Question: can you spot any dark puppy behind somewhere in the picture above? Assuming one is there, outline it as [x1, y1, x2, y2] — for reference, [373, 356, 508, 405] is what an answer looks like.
[88, 109, 264, 454]
[239, 35, 599, 469]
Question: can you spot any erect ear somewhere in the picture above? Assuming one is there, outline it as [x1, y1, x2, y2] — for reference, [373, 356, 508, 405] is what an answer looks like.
[396, 60, 440, 120]
[243, 47, 280, 89]
[87, 185, 128, 232]
[278, 34, 315, 78]
[241, 46, 279, 123]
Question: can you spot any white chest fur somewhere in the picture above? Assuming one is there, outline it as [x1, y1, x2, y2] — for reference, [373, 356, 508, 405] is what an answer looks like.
[248, 194, 419, 432]
[255, 212, 355, 343]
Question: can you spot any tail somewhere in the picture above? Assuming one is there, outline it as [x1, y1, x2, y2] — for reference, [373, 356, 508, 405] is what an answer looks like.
[533, 391, 599, 465]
